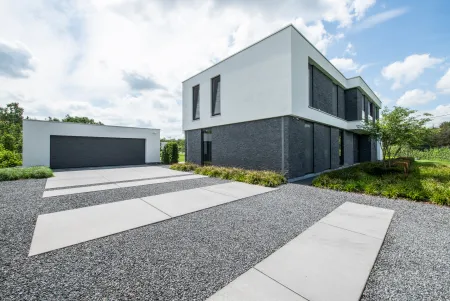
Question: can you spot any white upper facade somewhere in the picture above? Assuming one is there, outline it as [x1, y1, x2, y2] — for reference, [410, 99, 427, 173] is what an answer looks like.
[182, 25, 381, 132]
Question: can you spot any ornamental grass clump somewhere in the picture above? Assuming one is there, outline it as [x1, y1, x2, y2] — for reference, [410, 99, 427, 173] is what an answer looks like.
[170, 163, 286, 187]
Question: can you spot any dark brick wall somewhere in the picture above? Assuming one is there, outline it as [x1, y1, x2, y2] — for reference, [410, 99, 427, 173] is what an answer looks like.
[212, 117, 282, 172]
[286, 117, 314, 178]
[330, 128, 340, 169]
[343, 131, 354, 165]
[345, 88, 362, 121]
[337, 86, 345, 119]
[186, 129, 202, 164]
[314, 123, 331, 173]
[312, 66, 335, 116]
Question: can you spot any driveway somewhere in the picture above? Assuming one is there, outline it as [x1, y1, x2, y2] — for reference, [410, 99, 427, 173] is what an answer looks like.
[46, 165, 189, 189]
[0, 171, 449, 300]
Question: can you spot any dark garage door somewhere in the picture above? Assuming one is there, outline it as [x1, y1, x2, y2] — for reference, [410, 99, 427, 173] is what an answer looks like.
[50, 135, 145, 169]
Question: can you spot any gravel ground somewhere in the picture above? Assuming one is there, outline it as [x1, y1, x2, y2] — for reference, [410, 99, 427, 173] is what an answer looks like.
[1, 178, 449, 300]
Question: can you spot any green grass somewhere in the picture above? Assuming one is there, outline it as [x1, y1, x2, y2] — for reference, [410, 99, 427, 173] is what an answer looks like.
[0, 166, 53, 181]
[170, 162, 286, 187]
[312, 159, 450, 206]
[417, 159, 450, 166]
[179, 152, 185, 162]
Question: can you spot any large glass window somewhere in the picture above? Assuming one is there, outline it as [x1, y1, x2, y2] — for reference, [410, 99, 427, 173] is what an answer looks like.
[211, 75, 221, 116]
[362, 95, 367, 121]
[339, 130, 344, 165]
[193, 85, 200, 120]
[333, 84, 338, 115]
[309, 64, 313, 106]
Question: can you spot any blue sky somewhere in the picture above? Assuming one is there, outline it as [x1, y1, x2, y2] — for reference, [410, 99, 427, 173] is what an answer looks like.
[0, 0, 449, 137]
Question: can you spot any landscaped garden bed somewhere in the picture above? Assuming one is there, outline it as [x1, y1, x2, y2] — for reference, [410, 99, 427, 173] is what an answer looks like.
[312, 158, 450, 206]
[0, 166, 53, 181]
[170, 163, 286, 187]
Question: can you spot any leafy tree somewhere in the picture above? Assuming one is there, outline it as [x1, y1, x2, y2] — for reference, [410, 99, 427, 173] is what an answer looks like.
[359, 106, 432, 167]
[47, 114, 103, 125]
[0, 102, 24, 153]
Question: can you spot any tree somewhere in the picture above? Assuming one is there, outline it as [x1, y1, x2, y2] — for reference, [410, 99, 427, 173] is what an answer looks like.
[0, 102, 24, 153]
[359, 106, 432, 167]
[47, 114, 103, 125]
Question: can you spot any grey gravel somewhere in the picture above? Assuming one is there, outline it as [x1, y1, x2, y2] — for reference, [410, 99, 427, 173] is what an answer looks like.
[1, 178, 449, 300]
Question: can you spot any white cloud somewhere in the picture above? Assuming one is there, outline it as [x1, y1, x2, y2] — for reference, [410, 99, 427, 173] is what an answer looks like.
[330, 57, 368, 74]
[381, 54, 444, 90]
[0, 0, 378, 137]
[374, 91, 393, 106]
[420, 104, 450, 127]
[436, 68, 450, 94]
[0, 40, 36, 78]
[345, 42, 356, 56]
[352, 7, 408, 32]
[396, 89, 436, 106]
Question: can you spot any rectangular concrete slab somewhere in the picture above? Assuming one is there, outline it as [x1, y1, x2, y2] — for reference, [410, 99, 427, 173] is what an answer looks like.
[142, 188, 237, 217]
[201, 182, 276, 199]
[45, 176, 110, 189]
[43, 175, 206, 198]
[116, 174, 205, 188]
[46, 166, 192, 189]
[255, 222, 384, 301]
[319, 202, 394, 239]
[43, 183, 119, 198]
[207, 268, 307, 301]
[29, 199, 170, 256]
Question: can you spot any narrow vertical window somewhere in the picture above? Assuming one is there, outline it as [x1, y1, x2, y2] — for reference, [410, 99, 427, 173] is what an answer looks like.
[339, 130, 344, 165]
[333, 84, 338, 116]
[309, 64, 313, 106]
[362, 95, 366, 121]
[211, 75, 221, 116]
[193, 85, 200, 120]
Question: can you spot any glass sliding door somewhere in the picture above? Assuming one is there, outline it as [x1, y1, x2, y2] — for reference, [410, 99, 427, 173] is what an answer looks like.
[201, 129, 212, 165]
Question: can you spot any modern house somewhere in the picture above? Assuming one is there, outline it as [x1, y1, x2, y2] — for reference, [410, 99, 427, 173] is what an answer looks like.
[182, 25, 382, 180]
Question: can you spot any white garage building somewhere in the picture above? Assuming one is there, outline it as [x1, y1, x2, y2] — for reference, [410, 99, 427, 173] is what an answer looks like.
[23, 120, 160, 169]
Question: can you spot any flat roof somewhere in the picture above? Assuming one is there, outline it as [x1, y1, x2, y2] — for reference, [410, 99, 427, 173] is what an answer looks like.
[23, 119, 160, 131]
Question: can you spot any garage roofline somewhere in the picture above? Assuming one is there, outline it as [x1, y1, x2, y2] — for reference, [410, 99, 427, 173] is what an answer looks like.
[23, 119, 160, 131]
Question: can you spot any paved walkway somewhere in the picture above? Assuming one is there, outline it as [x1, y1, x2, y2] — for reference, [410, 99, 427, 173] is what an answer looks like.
[208, 202, 394, 301]
[30, 182, 276, 256]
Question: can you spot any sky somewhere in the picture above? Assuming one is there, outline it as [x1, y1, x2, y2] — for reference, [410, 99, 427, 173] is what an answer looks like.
[0, 0, 449, 138]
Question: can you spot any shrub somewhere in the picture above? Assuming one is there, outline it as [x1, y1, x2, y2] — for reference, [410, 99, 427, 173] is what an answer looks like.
[0, 166, 53, 181]
[170, 163, 286, 187]
[1, 133, 16, 151]
[0, 148, 22, 168]
[312, 160, 450, 206]
[396, 147, 450, 162]
[161, 142, 179, 164]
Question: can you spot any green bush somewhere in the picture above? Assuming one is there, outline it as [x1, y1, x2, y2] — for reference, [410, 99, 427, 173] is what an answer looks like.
[396, 147, 450, 162]
[312, 160, 450, 206]
[0, 166, 53, 181]
[170, 163, 286, 187]
[0, 147, 22, 168]
[161, 142, 179, 164]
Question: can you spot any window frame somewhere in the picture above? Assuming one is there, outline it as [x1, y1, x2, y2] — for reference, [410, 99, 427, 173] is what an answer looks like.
[192, 85, 200, 120]
[309, 64, 313, 106]
[211, 75, 221, 116]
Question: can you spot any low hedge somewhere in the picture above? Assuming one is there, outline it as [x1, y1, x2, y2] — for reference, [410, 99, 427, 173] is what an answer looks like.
[0, 166, 53, 181]
[312, 160, 450, 206]
[0, 148, 22, 168]
[170, 163, 286, 187]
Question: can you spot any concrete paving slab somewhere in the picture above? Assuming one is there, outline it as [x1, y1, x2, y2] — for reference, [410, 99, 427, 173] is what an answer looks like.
[207, 268, 307, 301]
[255, 221, 389, 301]
[142, 188, 237, 217]
[319, 202, 395, 239]
[46, 166, 190, 189]
[43, 184, 120, 198]
[116, 174, 205, 188]
[29, 199, 169, 256]
[43, 175, 206, 197]
[45, 176, 110, 189]
[201, 182, 276, 199]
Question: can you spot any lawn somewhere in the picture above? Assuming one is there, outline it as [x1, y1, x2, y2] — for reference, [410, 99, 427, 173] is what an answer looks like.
[312, 159, 450, 206]
[179, 152, 185, 162]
